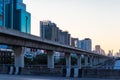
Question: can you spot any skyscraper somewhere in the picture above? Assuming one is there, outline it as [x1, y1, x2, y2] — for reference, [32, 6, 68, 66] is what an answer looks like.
[71, 38, 79, 47]
[40, 20, 71, 45]
[0, 0, 4, 26]
[78, 38, 92, 51]
[61, 31, 71, 45]
[0, 0, 31, 33]
[0, 0, 31, 49]
[40, 21, 59, 42]
[0, 0, 11, 27]
[93, 45, 105, 55]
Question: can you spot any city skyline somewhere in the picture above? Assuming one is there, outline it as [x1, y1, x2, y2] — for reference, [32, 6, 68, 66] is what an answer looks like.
[23, 0, 120, 54]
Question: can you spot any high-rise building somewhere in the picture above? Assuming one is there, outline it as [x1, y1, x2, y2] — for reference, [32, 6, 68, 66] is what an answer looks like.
[71, 38, 79, 47]
[40, 21, 59, 42]
[61, 31, 71, 45]
[0, 0, 31, 49]
[0, 0, 12, 27]
[0, 0, 4, 26]
[40, 20, 71, 45]
[58, 29, 62, 43]
[78, 38, 92, 51]
[93, 45, 105, 55]
[107, 50, 113, 57]
[95, 45, 101, 53]
[0, 0, 31, 33]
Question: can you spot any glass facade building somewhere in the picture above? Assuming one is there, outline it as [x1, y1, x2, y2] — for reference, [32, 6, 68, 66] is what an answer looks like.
[0, 0, 31, 49]
[0, 0, 3, 26]
[0, 0, 31, 33]
[0, 0, 11, 27]
[78, 38, 92, 51]
[40, 21, 58, 41]
[40, 20, 71, 45]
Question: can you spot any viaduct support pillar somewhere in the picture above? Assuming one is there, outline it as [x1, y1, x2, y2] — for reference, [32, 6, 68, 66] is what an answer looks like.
[77, 54, 82, 69]
[13, 47, 25, 75]
[93, 56, 98, 66]
[74, 54, 81, 77]
[99, 57, 103, 64]
[90, 55, 93, 67]
[47, 50, 54, 68]
[65, 53, 71, 77]
[97, 57, 100, 64]
[84, 55, 88, 68]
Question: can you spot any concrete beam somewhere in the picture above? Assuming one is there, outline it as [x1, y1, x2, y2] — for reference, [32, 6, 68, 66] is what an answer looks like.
[0, 27, 110, 58]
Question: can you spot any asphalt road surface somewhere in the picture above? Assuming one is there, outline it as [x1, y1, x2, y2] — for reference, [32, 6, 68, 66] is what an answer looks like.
[0, 74, 119, 80]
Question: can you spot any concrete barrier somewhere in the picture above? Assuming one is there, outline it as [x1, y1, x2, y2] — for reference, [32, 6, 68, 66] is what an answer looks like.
[74, 68, 79, 77]
[80, 69, 120, 79]
[9, 66, 14, 75]
[0, 65, 11, 74]
[20, 66, 63, 76]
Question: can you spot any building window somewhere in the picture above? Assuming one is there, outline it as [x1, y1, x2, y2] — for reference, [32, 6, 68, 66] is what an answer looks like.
[25, 16, 28, 32]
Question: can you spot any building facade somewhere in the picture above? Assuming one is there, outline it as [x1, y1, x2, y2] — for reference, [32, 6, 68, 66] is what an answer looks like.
[40, 20, 71, 45]
[71, 38, 79, 47]
[61, 31, 71, 45]
[40, 21, 59, 42]
[0, 0, 4, 26]
[0, 0, 31, 33]
[78, 38, 92, 51]
[93, 45, 105, 55]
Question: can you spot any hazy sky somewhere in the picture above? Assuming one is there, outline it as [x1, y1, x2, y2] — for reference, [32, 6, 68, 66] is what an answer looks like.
[24, 0, 120, 54]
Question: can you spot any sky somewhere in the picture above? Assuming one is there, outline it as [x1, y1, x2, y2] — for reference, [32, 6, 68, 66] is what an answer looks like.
[23, 0, 120, 54]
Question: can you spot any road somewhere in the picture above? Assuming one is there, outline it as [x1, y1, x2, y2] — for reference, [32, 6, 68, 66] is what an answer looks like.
[0, 74, 119, 80]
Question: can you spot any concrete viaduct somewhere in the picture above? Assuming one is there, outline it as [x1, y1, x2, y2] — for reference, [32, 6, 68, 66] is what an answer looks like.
[0, 27, 109, 77]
